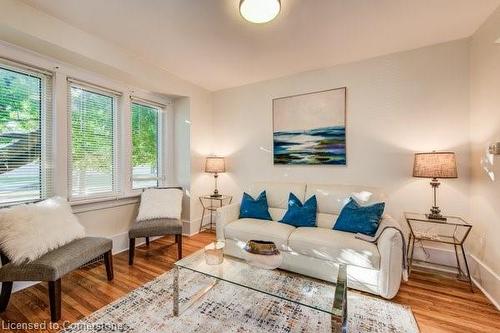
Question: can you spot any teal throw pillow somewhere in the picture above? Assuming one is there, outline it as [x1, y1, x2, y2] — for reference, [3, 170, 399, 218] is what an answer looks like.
[279, 193, 317, 227]
[333, 198, 384, 236]
[239, 191, 272, 220]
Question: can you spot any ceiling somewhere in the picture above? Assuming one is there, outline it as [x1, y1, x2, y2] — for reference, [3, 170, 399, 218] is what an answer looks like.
[21, 0, 500, 91]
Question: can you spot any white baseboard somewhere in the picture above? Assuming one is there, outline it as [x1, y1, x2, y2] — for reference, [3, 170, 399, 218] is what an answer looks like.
[412, 243, 500, 310]
[469, 253, 500, 310]
[109, 232, 153, 255]
[11, 281, 38, 293]
[183, 219, 199, 236]
[187, 217, 203, 236]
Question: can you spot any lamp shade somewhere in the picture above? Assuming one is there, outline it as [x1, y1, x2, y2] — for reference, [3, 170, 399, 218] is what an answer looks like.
[413, 152, 457, 179]
[205, 156, 225, 173]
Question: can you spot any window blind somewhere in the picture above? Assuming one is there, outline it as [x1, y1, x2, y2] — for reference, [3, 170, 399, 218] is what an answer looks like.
[0, 61, 53, 206]
[69, 82, 119, 199]
[131, 100, 161, 189]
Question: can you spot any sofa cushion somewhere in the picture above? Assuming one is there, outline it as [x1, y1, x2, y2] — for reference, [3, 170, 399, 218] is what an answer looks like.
[287, 227, 380, 270]
[305, 184, 385, 215]
[224, 218, 296, 250]
[268, 208, 286, 222]
[317, 212, 338, 229]
[249, 182, 306, 209]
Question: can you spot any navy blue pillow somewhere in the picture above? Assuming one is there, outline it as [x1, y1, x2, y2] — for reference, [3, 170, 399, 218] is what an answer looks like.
[279, 193, 317, 227]
[333, 198, 385, 236]
[239, 191, 272, 220]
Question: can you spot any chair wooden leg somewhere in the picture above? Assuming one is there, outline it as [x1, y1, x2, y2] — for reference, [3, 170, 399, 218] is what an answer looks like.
[145, 237, 150, 246]
[129, 238, 135, 265]
[104, 250, 114, 281]
[176, 234, 183, 259]
[0, 281, 13, 312]
[48, 279, 61, 322]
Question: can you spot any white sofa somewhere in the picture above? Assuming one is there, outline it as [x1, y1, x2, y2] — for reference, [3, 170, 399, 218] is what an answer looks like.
[216, 182, 404, 299]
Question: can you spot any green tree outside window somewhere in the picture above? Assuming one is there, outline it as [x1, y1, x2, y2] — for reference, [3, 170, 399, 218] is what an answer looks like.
[131, 102, 159, 189]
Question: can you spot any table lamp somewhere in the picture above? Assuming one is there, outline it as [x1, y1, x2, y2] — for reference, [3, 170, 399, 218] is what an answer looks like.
[413, 151, 457, 221]
[205, 156, 225, 197]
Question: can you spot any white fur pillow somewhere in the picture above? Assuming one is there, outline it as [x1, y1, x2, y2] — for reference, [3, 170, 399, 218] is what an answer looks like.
[137, 188, 183, 221]
[0, 197, 86, 265]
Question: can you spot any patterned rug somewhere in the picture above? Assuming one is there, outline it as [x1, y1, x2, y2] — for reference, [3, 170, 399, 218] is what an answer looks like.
[62, 269, 419, 333]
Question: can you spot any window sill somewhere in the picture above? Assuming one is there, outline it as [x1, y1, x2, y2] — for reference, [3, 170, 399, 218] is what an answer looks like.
[71, 195, 140, 214]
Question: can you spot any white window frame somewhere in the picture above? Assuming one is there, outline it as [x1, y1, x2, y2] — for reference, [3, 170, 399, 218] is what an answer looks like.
[130, 97, 166, 190]
[67, 79, 122, 202]
[1, 47, 174, 210]
[0, 58, 54, 206]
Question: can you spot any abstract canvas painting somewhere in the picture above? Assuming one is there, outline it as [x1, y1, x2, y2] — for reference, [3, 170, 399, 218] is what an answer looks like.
[273, 87, 346, 165]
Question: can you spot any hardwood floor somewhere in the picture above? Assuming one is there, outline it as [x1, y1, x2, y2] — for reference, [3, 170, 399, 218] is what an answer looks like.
[1, 232, 499, 332]
[394, 267, 500, 332]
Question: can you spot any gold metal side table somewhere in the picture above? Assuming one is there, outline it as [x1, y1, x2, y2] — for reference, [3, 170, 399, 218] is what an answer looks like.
[199, 195, 233, 232]
[404, 212, 473, 292]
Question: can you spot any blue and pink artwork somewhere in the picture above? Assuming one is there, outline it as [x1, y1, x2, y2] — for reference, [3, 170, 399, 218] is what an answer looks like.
[273, 88, 346, 165]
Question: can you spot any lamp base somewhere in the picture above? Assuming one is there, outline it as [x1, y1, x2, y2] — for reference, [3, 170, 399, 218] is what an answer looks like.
[426, 212, 447, 221]
[428, 181, 447, 221]
[211, 174, 222, 198]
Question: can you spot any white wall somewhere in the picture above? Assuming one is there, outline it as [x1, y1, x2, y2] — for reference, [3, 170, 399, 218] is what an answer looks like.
[469, 6, 500, 304]
[213, 39, 471, 224]
[174, 97, 192, 223]
[212, 36, 500, 307]
[188, 91, 215, 233]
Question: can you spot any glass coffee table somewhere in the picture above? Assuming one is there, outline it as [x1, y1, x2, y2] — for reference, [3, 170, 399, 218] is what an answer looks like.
[173, 247, 347, 332]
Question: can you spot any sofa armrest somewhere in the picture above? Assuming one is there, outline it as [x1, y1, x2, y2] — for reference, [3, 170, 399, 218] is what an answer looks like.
[215, 203, 240, 241]
[380, 214, 403, 230]
[377, 217, 404, 299]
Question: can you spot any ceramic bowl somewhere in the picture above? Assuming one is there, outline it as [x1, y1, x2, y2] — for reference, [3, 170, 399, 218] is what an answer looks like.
[244, 240, 282, 269]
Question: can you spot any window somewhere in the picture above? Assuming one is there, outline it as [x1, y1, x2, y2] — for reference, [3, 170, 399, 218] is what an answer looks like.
[1, 55, 170, 206]
[131, 101, 161, 189]
[0, 62, 52, 205]
[69, 82, 119, 199]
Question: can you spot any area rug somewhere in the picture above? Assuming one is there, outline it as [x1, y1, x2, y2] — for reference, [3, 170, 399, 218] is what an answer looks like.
[62, 269, 419, 333]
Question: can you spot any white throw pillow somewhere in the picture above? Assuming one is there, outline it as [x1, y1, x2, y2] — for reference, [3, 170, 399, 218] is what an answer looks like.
[136, 188, 183, 221]
[0, 197, 86, 265]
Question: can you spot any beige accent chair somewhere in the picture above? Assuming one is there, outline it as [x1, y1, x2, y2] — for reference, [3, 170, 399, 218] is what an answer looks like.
[128, 187, 183, 265]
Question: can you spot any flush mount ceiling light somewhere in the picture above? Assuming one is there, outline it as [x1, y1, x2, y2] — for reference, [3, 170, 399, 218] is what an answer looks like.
[239, 0, 281, 24]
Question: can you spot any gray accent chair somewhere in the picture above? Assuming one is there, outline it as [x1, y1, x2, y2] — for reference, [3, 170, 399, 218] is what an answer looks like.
[128, 187, 183, 265]
[0, 237, 113, 322]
